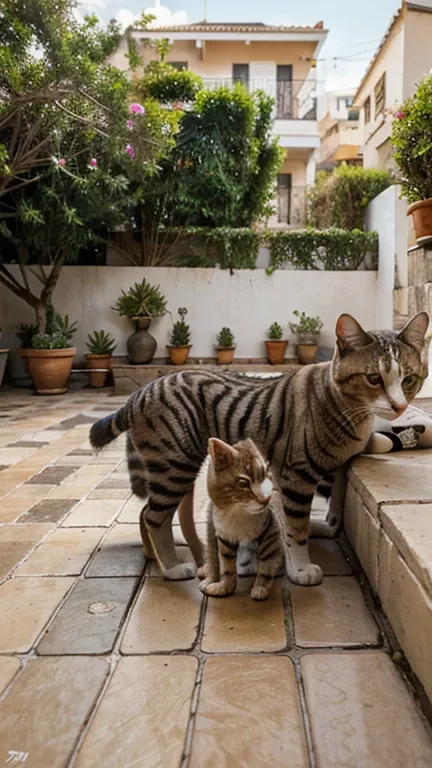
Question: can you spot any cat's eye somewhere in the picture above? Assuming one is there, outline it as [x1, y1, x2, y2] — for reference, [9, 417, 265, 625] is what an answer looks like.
[403, 374, 418, 388]
[237, 476, 250, 488]
[365, 373, 382, 387]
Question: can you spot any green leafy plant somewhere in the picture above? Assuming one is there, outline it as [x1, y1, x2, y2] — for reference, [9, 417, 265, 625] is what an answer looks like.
[268, 322, 283, 340]
[172, 226, 261, 269]
[113, 280, 167, 318]
[16, 323, 39, 348]
[266, 229, 378, 273]
[86, 330, 117, 355]
[216, 327, 235, 349]
[50, 313, 78, 344]
[139, 62, 203, 103]
[307, 166, 392, 230]
[289, 311, 323, 336]
[391, 74, 432, 202]
[31, 332, 69, 350]
[169, 307, 191, 347]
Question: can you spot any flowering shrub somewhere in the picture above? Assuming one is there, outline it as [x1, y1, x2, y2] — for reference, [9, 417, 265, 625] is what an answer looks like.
[391, 73, 432, 202]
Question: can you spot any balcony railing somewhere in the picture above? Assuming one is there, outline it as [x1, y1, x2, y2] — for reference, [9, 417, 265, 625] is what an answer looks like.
[201, 77, 317, 120]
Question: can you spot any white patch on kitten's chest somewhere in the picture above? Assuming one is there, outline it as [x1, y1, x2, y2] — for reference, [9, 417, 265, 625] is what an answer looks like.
[213, 504, 267, 543]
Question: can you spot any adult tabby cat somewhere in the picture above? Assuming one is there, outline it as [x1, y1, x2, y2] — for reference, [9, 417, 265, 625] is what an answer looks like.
[199, 437, 281, 601]
[90, 312, 430, 584]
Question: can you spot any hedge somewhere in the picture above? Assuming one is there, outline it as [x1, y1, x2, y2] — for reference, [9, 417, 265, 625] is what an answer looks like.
[266, 228, 378, 273]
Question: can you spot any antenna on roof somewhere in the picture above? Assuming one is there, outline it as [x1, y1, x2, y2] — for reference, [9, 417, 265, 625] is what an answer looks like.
[204, 0, 208, 21]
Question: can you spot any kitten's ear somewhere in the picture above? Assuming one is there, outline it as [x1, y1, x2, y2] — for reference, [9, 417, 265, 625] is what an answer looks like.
[398, 312, 430, 354]
[208, 438, 236, 471]
[335, 314, 373, 354]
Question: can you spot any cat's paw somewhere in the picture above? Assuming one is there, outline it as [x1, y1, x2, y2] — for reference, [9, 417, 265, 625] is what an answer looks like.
[200, 580, 235, 597]
[162, 561, 197, 581]
[250, 585, 269, 601]
[287, 563, 323, 586]
[197, 565, 208, 580]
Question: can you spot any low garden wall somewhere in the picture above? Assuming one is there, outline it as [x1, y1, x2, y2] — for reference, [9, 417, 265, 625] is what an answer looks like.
[0, 266, 386, 363]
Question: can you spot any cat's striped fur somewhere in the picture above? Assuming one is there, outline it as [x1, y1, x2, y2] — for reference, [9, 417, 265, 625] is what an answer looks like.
[199, 437, 282, 600]
[90, 312, 429, 583]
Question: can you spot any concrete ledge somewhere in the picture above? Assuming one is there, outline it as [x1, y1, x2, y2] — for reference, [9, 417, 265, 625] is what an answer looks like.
[344, 451, 432, 702]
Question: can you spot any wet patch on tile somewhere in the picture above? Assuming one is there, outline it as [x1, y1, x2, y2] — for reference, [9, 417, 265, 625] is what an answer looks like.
[19, 498, 80, 524]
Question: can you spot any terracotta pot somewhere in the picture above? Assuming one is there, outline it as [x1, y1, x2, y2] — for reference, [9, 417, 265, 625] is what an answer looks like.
[19, 348, 30, 375]
[0, 349, 8, 388]
[86, 354, 111, 388]
[167, 345, 192, 365]
[216, 347, 235, 365]
[407, 198, 432, 244]
[265, 340, 288, 365]
[127, 317, 157, 364]
[297, 344, 318, 365]
[26, 347, 76, 395]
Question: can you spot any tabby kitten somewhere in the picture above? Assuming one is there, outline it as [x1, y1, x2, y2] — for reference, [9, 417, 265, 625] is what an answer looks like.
[198, 437, 281, 601]
[90, 312, 430, 584]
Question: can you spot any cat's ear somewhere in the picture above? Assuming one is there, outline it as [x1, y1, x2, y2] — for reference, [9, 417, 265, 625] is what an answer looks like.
[208, 438, 236, 471]
[336, 314, 373, 354]
[398, 312, 430, 354]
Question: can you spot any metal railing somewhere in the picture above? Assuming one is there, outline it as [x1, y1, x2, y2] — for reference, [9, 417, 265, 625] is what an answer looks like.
[201, 77, 317, 120]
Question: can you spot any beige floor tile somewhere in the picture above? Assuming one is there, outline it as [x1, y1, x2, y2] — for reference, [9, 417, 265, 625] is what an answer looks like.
[190, 656, 308, 768]
[122, 578, 202, 654]
[61, 499, 123, 526]
[38, 577, 138, 655]
[290, 577, 380, 647]
[0, 523, 54, 580]
[74, 463, 117, 476]
[75, 657, 197, 768]
[202, 577, 286, 653]
[0, 576, 74, 652]
[0, 657, 108, 768]
[0, 657, 21, 696]
[308, 539, 352, 575]
[48, 485, 94, 500]
[0, 486, 56, 523]
[302, 652, 432, 767]
[85, 523, 144, 577]
[0, 447, 39, 464]
[173, 523, 207, 547]
[381, 503, 432, 598]
[117, 494, 143, 523]
[87, 488, 131, 500]
[15, 528, 105, 576]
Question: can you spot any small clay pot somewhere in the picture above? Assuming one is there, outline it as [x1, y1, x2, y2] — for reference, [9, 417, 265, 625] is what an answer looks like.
[86, 354, 111, 388]
[26, 348, 76, 395]
[297, 344, 318, 365]
[167, 345, 192, 365]
[265, 340, 288, 365]
[216, 347, 235, 365]
[127, 317, 157, 364]
[407, 198, 432, 244]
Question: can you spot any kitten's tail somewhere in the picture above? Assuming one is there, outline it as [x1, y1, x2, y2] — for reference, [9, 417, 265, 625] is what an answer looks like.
[89, 402, 130, 450]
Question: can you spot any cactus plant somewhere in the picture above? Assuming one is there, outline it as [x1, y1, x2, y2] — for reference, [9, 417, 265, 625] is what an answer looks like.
[86, 330, 117, 355]
[216, 327, 235, 349]
[267, 322, 283, 341]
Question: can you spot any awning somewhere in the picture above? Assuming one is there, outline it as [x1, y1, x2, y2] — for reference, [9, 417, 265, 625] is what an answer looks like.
[331, 145, 361, 161]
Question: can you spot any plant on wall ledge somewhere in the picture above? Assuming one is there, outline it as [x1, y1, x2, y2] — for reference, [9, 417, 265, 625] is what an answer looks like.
[167, 307, 192, 366]
[113, 280, 167, 319]
[289, 310, 323, 366]
[215, 327, 236, 365]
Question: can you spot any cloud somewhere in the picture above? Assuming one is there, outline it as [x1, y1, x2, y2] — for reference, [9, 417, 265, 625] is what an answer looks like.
[115, 2, 188, 32]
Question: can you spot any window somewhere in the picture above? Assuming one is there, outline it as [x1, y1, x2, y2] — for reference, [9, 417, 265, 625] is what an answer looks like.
[233, 64, 249, 85]
[277, 174, 291, 224]
[276, 65, 293, 119]
[364, 96, 371, 123]
[374, 74, 386, 118]
[169, 62, 188, 71]
[337, 96, 353, 110]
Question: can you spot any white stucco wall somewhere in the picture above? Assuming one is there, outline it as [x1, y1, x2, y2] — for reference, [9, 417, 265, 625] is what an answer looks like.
[0, 267, 381, 363]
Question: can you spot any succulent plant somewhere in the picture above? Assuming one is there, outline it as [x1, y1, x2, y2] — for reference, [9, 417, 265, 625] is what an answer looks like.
[17, 323, 39, 348]
[289, 310, 323, 336]
[169, 307, 191, 347]
[31, 332, 69, 349]
[113, 279, 167, 318]
[216, 326, 235, 348]
[267, 322, 283, 341]
[86, 330, 117, 355]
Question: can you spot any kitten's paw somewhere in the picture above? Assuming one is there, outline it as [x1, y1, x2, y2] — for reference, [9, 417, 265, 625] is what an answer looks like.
[162, 561, 197, 581]
[200, 580, 235, 597]
[250, 585, 269, 601]
[288, 563, 323, 586]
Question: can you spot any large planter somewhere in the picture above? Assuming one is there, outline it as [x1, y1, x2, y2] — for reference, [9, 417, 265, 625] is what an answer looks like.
[167, 345, 192, 366]
[216, 346, 235, 365]
[0, 349, 8, 388]
[86, 354, 111, 388]
[407, 199, 432, 244]
[265, 340, 288, 365]
[127, 317, 157, 364]
[26, 348, 76, 395]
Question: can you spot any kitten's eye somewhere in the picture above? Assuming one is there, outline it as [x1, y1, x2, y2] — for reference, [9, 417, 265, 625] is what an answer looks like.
[365, 373, 382, 387]
[237, 476, 250, 488]
[403, 374, 418, 388]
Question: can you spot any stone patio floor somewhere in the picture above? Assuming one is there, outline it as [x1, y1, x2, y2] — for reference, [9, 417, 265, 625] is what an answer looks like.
[0, 388, 432, 767]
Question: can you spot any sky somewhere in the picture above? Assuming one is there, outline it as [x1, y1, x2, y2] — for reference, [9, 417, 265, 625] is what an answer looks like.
[77, 0, 401, 92]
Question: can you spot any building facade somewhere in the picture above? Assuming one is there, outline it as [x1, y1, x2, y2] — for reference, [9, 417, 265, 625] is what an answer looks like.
[318, 89, 362, 169]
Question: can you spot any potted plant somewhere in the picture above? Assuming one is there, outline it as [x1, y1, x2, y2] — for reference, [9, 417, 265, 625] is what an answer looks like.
[215, 327, 236, 365]
[392, 74, 432, 243]
[26, 315, 77, 395]
[17, 323, 39, 374]
[289, 310, 323, 365]
[86, 330, 117, 388]
[113, 279, 167, 364]
[265, 322, 288, 365]
[167, 307, 192, 365]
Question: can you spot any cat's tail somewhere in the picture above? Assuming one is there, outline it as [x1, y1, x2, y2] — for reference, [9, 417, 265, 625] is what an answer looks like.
[89, 402, 130, 450]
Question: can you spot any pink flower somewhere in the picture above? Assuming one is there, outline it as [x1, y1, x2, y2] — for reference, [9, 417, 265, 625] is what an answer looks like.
[58, 158, 66, 166]
[88, 158, 97, 168]
[129, 103, 145, 115]
[395, 111, 405, 119]
[125, 144, 135, 158]
[127, 119, 133, 129]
